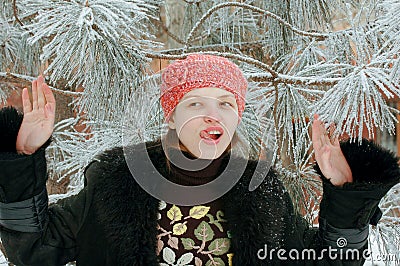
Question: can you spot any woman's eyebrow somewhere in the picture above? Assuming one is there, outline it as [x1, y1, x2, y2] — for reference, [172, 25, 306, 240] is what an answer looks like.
[181, 94, 235, 100]
[181, 95, 200, 100]
[218, 94, 235, 99]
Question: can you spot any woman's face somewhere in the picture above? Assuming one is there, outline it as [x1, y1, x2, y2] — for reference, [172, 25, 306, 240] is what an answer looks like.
[168, 87, 239, 159]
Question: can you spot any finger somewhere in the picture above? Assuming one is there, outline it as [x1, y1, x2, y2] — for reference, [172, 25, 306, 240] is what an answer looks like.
[318, 150, 331, 169]
[37, 75, 45, 109]
[329, 122, 338, 133]
[43, 90, 56, 120]
[330, 125, 340, 146]
[42, 82, 56, 108]
[42, 81, 56, 120]
[319, 121, 330, 147]
[32, 79, 38, 110]
[21, 88, 32, 114]
[316, 114, 328, 135]
[312, 114, 329, 149]
[312, 114, 322, 150]
[44, 103, 55, 120]
[320, 133, 329, 147]
[328, 123, 337, 145]
[332, 135, 340, 147]
[319, 119, 331, 145]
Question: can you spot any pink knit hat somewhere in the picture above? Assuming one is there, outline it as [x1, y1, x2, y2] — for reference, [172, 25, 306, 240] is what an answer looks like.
[160, 54, 248, 120]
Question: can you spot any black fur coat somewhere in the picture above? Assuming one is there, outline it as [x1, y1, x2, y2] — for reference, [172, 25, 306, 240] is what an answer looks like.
[0, 106, 399, 266]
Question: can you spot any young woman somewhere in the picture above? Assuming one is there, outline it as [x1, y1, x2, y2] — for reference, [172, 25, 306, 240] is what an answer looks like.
[0, 54, 398, 266]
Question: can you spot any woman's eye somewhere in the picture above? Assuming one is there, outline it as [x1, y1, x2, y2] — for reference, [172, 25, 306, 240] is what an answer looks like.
[221, 101, 234, 107]
[189, 102, 201, 107]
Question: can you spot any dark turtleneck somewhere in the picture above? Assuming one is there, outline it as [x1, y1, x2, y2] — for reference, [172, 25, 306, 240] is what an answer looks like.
[167, 148, 227, 186]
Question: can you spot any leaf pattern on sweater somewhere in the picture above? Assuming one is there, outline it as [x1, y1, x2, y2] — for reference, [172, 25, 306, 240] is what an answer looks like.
[157, 204, 232, 266]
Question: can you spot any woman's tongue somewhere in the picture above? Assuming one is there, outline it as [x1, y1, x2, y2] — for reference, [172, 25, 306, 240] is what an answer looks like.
[200, 130, 219, 140]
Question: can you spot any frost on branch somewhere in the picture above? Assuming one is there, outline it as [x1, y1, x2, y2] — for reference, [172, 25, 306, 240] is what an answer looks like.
[21, 0, 163, 121]
[375, 0, 400, 84]
[314, 65, 400, 142]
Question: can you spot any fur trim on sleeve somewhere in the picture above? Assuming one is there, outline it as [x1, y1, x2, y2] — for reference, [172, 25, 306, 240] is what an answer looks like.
[0, 107, 23, 152]
[341, 139, 399, 183]
[316, 139, 400, 189]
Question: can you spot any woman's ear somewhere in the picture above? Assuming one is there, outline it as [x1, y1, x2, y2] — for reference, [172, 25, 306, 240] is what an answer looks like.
[168, 112, 176, 130]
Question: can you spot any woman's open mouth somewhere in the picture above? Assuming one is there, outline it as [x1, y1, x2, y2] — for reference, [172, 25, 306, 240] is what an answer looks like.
[200, 126, 224, 144]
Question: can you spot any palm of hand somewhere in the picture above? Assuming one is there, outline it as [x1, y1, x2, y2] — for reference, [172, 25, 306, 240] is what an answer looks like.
[16, 76, 56, 155]
[312, 114, 353, 186]
[17, 109, 54, 154]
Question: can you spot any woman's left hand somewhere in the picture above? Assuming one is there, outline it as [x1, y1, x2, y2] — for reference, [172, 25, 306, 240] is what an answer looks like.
[312, 114, 353, 186]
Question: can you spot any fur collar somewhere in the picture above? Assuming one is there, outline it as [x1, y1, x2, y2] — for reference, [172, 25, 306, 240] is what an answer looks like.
[91, 142, 290, 265]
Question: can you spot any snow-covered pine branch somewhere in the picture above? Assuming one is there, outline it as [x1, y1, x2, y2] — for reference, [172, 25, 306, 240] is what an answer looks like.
[0, 3, 42, 99]
[20, 0, 162, 121]
[314, 64, 400, 142]
[183, 2, 329, 51]
[375, 0, 400, 84]
[0, 72, 83, 96]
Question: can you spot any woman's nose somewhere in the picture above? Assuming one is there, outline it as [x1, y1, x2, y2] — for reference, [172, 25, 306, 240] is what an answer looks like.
[203, 116, 219, 124]
[203, 105, 221, 123]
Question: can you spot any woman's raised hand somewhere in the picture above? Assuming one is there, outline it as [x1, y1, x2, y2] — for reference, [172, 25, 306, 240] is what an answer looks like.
[312, 114, 353, 186]
[16, 76, 56, 155]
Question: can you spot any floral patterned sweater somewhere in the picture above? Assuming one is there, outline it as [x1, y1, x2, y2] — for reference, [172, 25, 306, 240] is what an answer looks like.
[157, 153, 233, 266]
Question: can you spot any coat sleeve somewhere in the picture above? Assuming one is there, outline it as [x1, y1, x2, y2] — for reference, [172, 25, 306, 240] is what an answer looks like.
[283, 139, 400, 265]
[0, 107, 96, 265]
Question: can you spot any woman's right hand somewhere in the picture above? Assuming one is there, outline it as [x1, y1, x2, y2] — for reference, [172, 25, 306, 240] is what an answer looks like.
[16, 75, 56, 155]
[312, 114, 352, 186]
